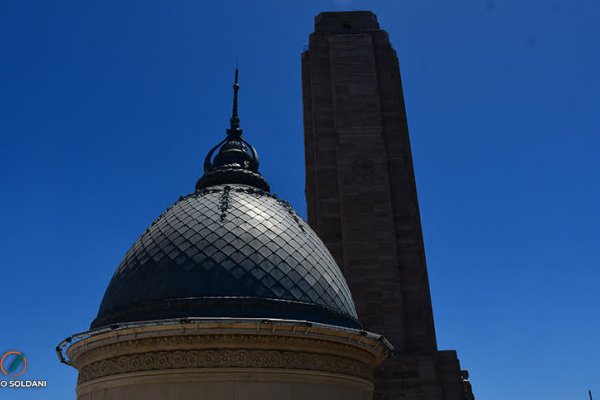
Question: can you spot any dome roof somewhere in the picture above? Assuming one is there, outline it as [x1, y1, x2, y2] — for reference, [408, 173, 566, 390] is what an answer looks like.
[92, 184, 360, 329]
[91, 69, 360, 330]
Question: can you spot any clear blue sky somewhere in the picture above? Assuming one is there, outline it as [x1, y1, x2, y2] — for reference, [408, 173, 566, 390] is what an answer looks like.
[1, 1, 598, 399]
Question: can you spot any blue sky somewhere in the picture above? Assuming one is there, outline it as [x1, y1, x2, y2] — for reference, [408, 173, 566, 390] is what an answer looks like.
[0, 1, 598, 399]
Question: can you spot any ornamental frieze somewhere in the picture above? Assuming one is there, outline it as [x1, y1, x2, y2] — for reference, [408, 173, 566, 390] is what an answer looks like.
[78, 349, 372, 383]
[71, 332, 377, 368]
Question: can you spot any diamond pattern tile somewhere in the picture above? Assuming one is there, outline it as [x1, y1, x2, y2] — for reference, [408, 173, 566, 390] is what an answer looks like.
[93, 184, 359, 329]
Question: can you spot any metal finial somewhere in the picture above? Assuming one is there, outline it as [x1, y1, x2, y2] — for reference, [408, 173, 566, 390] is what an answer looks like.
[196, 64, 268, 191]
[229, 64, 240, 131]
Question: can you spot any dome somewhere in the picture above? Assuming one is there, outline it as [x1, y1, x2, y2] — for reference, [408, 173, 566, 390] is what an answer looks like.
[92, 184, 360, 329]
[91, 69, 360, 330]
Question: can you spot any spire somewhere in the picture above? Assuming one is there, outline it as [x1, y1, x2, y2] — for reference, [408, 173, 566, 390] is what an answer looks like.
[229, 65, 240, 132]
[195, 67, 270, 192]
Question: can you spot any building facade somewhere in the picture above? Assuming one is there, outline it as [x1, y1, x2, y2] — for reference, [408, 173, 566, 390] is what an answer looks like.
[59, 68, 391, 400]
[59, 10, 475, 400]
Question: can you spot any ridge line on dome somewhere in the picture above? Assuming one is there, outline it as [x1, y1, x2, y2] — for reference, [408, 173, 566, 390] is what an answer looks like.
[277, 199, 307, 233]
[219, 185, 231, 222]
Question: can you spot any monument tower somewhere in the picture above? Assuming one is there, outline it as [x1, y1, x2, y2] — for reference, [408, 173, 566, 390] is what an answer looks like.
[302, 11, 475, 399]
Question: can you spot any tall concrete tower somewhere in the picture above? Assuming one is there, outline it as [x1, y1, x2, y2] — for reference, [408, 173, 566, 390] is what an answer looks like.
[302, 11, 475, 400]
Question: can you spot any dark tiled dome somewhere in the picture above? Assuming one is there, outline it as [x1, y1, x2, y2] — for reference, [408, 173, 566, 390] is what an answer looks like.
[92, 69, 360, 330]
[92, 184, 360, 329]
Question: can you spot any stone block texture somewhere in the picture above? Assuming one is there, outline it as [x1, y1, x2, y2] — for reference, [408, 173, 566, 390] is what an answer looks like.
[301, 11, 475, 400]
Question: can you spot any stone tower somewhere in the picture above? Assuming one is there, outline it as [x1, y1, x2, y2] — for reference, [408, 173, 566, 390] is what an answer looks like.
[302, 11, 475, 400]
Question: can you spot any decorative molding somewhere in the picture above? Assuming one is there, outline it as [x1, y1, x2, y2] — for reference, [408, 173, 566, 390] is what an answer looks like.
[72, 333, 377, 368]
[78, 348, 372, 383]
